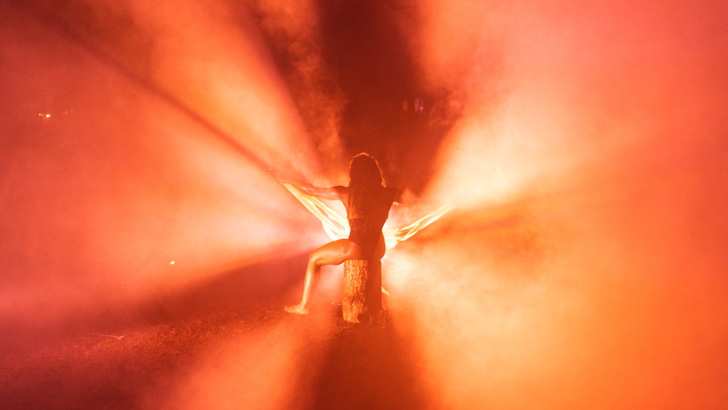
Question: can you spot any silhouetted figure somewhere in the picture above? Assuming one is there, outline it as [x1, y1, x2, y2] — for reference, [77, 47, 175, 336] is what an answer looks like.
[282, 153, 398, 315]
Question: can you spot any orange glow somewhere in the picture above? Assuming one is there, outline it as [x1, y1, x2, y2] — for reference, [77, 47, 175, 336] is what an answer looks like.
[145, 318, 335, 410]
[386, 0, 728, 408]
[282, 182, 452, 249]
[0, 0, 330, 329]
[282, 182, 349, 240]
[2, 0, 728, 409]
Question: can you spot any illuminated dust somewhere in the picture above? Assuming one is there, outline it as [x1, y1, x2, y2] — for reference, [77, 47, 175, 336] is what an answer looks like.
[2, 0, 728, 409]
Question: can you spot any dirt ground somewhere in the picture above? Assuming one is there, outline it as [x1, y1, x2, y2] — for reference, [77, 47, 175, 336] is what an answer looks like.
[0, 261, 431, 410]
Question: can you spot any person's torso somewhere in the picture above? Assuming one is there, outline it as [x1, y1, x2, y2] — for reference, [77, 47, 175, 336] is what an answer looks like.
[345, 186, 395, 230]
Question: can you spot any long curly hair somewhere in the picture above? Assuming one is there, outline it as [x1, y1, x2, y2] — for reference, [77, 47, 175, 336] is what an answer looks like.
[347, 153, 385, 219]
[349, 153, 385, 188]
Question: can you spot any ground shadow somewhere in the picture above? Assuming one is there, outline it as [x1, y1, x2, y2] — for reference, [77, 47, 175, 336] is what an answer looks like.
[310, 314, 430, 410]
[141, 251, 310, 322]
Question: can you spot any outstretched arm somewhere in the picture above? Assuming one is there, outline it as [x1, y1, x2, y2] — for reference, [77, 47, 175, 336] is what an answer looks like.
[277, 174, 343, 201]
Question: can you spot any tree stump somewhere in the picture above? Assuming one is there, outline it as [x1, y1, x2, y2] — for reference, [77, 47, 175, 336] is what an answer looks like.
[342, 259, 382, 323]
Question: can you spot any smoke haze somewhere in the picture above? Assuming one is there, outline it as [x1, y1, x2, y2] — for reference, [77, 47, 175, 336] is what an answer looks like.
[2, 0, 728, 408]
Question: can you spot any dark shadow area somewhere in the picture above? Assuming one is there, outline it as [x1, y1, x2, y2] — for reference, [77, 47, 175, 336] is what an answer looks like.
[316, 0, 455, 193]
[1, 257, 430, 410]
[0, 302, 293, 410]
[0, 251, 311, 409]
[311, 314, 430, 410]
[0, 251, 309, 358]
[139, 251, 311, 323]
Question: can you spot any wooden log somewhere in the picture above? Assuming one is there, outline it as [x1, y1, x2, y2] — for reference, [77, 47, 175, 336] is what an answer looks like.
[342, 259, 382, 323]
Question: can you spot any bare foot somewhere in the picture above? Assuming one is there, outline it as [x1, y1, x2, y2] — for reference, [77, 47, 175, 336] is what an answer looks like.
[284, 304, 309, 315]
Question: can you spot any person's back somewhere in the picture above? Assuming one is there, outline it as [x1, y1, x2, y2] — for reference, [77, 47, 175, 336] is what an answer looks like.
[345, 185, 397, 259]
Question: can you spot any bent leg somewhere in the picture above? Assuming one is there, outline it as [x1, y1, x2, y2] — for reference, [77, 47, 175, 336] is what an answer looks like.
[285, 239, 363, 315]
[372, 233, 386, 260]
[370, 234, 391, 297]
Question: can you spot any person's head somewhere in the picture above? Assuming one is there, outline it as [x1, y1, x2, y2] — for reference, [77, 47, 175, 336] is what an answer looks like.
[348, 152, 384, 187]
